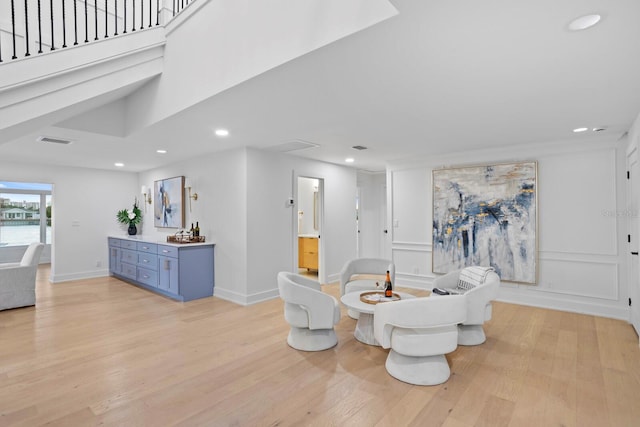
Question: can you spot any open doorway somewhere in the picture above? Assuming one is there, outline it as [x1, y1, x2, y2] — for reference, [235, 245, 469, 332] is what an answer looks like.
[297, 176, 322, 281]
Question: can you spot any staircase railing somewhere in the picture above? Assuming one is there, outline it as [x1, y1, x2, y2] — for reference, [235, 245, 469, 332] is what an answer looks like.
[0, 0, 194, 63]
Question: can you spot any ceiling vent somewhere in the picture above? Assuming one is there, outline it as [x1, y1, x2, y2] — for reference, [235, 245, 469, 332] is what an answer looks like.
[352, 145, 368, 150]
[37, 136, 72, 145]
[266, 139, 319, 153]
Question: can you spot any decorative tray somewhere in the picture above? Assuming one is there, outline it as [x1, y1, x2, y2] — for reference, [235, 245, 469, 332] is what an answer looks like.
[166, 235, 206, 244]
[360, 291, 401, 304]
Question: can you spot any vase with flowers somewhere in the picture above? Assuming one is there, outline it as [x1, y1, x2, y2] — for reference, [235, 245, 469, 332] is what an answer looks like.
[117, 199, 143, 235]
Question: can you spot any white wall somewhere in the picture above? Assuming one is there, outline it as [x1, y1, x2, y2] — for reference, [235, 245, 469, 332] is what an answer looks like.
[126, 0, 398, 133]
[0, 160, 138, 282]
[387, 138, 630, 320]
[136, 147, 357, 305]
[246, 148, 357, 303]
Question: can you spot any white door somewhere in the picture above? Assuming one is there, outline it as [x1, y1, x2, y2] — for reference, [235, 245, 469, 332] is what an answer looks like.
[627, 147, 640, 340]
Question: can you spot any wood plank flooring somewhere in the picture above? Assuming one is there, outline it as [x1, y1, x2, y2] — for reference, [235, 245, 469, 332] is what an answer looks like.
[1, 266, 639, 426]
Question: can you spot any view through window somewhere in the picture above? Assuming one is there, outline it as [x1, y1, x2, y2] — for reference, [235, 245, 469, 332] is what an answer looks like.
[0, 181, 52, 247]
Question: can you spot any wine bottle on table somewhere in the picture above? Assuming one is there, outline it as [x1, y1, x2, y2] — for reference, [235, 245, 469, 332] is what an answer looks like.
[190, 223, 194, 237]
[384, 270, 393, 298]
[195, 221, 200, 237]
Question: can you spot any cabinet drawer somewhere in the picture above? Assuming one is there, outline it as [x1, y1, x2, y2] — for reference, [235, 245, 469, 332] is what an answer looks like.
[108, 238, 121, 248]
[157, 245, 178, 258]
[120, 240, 137, 250]
[119, 262, 137, 280]
[137, 267, 158, 287]
[137, 242, 157, 254]
[138, 253, 158, 270]
[120, 249, 137, 264]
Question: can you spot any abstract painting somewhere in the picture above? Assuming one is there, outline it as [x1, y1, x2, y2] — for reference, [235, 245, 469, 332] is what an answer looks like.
[432, 161, 537, 283]
[154, 176, 184, 228]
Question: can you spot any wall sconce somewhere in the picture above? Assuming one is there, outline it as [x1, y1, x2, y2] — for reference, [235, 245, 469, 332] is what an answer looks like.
[184, 178, 198, 212]
[141, 185, 152, 211]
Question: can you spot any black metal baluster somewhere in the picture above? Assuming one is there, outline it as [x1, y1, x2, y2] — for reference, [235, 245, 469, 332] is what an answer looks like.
[132, 0, 135, 31]
[49, 0, 55, 50]
[148, 0, 151, 27]
[123, 0, 127, 33]
[62, 0, 68, 47]
[104, 0, 108, 38]
[140, 0, 143, 30]
[24, 0, 31, 56]
[84, 0, 89, 42]
[73, 0, 78, 45]
[156, 0, 159, 26]
[37, 0, 42, 52]
[172, 0, 175, 17]
[11, 0, 17, 58]
[94, 0, 98, 40]
[114, 0, 118, 36]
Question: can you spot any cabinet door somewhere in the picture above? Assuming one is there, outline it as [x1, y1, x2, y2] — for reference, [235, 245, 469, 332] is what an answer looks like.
[109, 246, 120, 273]
[158, 255, 179, 295]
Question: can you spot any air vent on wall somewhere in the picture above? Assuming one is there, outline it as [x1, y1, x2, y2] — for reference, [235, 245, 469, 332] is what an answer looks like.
[352, 145, 368, 150]
[266, 139, 319, 153]
[37, 136, 72, 145]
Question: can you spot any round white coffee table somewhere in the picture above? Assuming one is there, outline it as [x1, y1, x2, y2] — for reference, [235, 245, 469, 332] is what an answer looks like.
[340, 291, 415, 345]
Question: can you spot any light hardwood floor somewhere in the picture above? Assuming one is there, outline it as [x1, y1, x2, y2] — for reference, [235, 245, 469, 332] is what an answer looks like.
[1, 266, 640, 426]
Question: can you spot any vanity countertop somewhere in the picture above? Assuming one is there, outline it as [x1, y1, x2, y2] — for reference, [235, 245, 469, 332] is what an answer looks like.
[109, 235, 215, 247]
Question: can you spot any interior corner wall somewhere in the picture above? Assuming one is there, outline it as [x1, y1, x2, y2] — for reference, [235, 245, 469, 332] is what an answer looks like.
[0, 160, 138, 282]
[137, 148, 249, 305]
[245, 148, 357, 304]
[387, 138, 629, 320]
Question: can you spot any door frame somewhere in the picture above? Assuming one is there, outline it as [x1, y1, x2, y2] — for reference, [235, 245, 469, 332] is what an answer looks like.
[626, 144, 640, 343]
[294, 174, 325, 283]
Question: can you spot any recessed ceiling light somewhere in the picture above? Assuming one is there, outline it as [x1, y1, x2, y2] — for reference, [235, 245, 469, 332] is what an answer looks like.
[568, 14, 601, 31]
[573, 127, 588, 133]
[156, 149, 167, 154]
[114, 162, 124, 167]
[345, 158, 355, 163]
[592, 126, 607, 132]
[215, 129, 229, 137]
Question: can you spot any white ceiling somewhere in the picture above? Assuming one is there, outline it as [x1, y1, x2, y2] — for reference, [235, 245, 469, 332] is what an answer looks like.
[3, 0, 640, 173]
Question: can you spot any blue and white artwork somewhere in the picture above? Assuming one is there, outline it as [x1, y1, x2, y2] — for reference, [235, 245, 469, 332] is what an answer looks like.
[432, 162, 537, 283]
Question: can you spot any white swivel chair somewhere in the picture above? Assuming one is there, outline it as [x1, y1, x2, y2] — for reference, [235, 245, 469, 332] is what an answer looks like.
[433, 268, 500, 345]
[374, 295, 466, 386]
[339, 258, 395, 319]
[277, 271, 341, 351]
[0, 242, 45, 311]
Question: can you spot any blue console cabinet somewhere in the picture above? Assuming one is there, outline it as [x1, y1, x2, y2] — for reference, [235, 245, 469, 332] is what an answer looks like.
[108, 237, 215, 302]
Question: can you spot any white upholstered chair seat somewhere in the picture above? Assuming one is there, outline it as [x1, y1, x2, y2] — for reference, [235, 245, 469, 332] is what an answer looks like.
[390, 326, 458, 357]
[344, 279, 379, 294]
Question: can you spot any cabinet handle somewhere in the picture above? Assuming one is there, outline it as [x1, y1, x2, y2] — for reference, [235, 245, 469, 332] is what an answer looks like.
[162, 250, 169, 253]
[143, 259, 149, 263]
[143, 246, 149, 249]
[143, 274, 150, 279]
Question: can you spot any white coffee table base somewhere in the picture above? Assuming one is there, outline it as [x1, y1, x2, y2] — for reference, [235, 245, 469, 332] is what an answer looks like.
[353, 312, 378, 345]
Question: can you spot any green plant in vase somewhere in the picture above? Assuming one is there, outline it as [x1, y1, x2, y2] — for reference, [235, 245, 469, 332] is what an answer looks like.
[117, 199, 142, 235]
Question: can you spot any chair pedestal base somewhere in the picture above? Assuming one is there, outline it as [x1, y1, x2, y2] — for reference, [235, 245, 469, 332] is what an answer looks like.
[458, 324, 486, 346]
[287, 327, 337, 351]
[384, 350, 451, 386]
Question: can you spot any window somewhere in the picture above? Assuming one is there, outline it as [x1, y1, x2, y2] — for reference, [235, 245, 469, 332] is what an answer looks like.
[0, 181, 52, 247]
